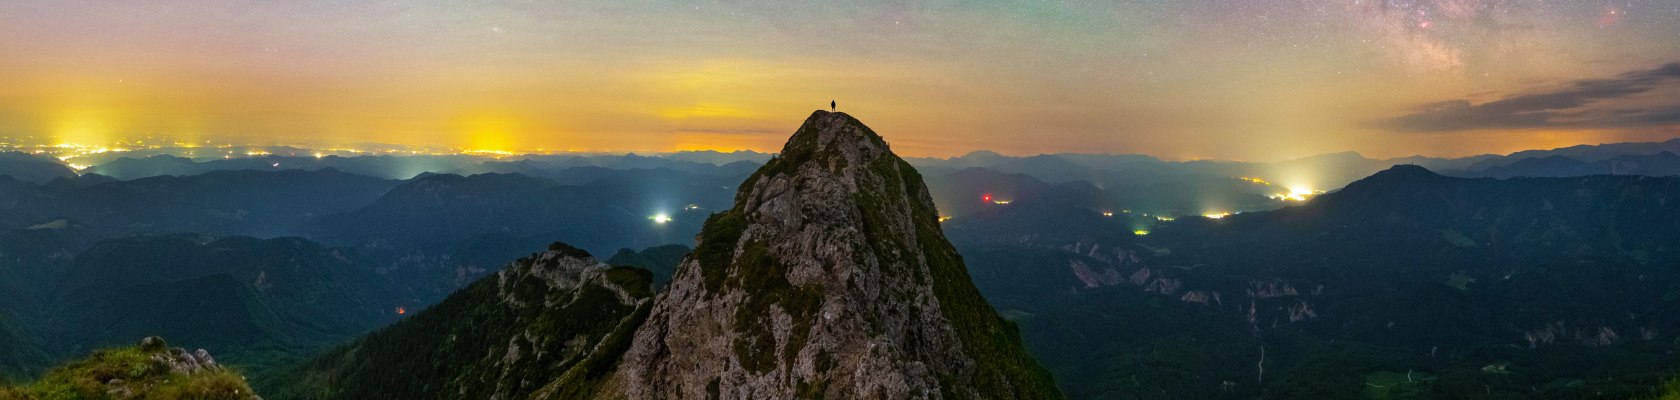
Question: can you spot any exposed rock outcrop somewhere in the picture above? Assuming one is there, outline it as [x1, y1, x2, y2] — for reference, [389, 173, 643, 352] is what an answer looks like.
[606, 111, 1061, 399]
[1, 336, 258, 400]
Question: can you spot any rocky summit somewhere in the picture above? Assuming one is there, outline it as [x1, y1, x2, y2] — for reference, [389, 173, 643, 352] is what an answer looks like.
[605, 111, 1061, 399]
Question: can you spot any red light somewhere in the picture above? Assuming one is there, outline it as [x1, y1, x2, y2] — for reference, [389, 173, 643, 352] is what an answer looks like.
[982, 193, 992, 202]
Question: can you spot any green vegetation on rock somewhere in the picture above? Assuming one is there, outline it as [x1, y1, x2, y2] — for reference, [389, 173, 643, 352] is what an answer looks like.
[0, 337, 256, 400]
[261, 244, 653, 399]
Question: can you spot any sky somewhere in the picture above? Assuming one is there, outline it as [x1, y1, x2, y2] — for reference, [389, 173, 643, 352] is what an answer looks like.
[1, 1, 1678, 161]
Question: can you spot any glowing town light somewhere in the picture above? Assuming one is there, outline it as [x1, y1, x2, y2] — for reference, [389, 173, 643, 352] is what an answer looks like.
[1270, 186, 1322, 202]
[1202, 212, 1230, 219]
[1156, 216, 1176, 222]
[685, 204, 701, 210]
[992, 200, 1012, 205]
[649, 214, 672, 224]
[1132, 230, 1150, 236]
[396, 307, 406, 315]
[938, 215, 953, 223]
[1102, 211, 1115, 217]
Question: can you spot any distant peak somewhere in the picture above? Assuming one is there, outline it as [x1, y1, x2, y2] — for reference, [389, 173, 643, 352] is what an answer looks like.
[1371, 164, 1440, 178]
[1307, 151, 1367, 160]
[1349, 165, 1448, 188]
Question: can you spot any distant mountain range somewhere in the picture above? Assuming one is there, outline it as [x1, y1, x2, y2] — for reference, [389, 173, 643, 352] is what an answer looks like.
[0, 165, 732, 381]
[5, 130, 1680, 397]
[46, 234, 400, 376]
[0, 152, 75, 184]
[944, 165, 1680, 398]
[11, 136, 1680, 222]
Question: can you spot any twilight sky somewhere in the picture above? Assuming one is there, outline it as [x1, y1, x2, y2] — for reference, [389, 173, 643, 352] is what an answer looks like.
[1, 1, 1678, 160]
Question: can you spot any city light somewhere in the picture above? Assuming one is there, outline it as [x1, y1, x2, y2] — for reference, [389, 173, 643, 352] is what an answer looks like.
[1270, 187, 1324, 202]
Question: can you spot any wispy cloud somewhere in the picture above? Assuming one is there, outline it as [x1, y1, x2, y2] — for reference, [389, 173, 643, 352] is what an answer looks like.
[1382, 63, 1680, 132]
[674, 128, 782, 135]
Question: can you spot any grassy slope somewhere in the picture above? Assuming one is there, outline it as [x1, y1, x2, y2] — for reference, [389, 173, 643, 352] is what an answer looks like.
[0, 341, 255, 400]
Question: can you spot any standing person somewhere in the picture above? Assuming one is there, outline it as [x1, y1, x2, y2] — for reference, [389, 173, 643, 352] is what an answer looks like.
[831, 100, 836, 111]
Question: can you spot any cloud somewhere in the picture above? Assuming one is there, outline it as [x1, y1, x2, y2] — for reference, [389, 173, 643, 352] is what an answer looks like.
[1382, 63, 1680, 132]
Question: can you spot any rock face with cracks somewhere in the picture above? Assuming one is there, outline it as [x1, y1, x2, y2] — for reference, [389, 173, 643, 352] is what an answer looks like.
[606, 111, 1061, 399]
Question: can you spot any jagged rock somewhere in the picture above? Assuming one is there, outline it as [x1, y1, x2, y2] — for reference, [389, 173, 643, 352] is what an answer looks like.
[139, 336, 167, 351]
[266, 244, 654, 400]
[606, 111, 1060, 399]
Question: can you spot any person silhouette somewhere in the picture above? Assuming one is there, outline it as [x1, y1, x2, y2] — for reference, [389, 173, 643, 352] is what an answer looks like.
[831, 100, 836, 112]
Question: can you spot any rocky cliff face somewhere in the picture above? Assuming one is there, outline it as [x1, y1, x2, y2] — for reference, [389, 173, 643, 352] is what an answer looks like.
[606, 111, 1060, 399]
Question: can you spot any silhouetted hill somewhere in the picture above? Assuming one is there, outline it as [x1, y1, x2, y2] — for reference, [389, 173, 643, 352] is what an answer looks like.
[1464, 155, 1600, 178]
[311, 171, 725, 255]
[306, 170, 730, 303]
[603, 244, 691, 288]
[0, 152, 76, 185]
[47, 234, 401, 378]
[0, 168, 398, 237]
[925, 167, 1053, 216]
[1451, 151, 1680, 179]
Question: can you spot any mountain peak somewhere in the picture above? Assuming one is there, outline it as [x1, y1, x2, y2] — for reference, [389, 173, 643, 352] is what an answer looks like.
[610, 111, 1061, 399]
[775, 110, 887, 163]
[1313, 164, 1456, 211]
[1368, 164, 1442, 180]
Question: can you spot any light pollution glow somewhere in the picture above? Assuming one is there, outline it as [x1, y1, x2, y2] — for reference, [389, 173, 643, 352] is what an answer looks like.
[0, 1, 1678, 161]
